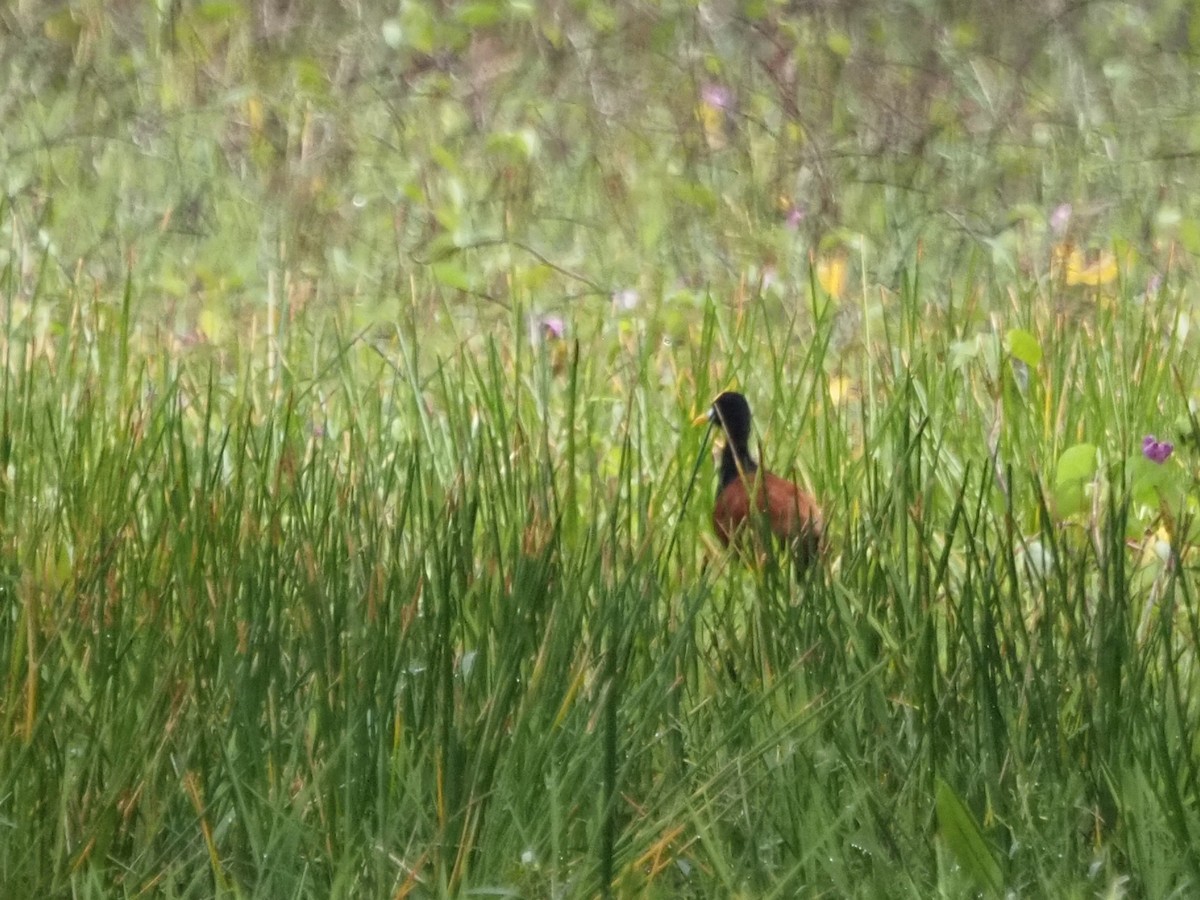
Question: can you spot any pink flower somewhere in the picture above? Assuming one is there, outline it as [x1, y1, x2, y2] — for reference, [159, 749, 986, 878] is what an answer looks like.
[701, 83, 733, 110]
[612, 289, 640, 311]
[540, 315, 565, 339]
[1050, 203, 1072, 237]
[528, 314, 565, 345]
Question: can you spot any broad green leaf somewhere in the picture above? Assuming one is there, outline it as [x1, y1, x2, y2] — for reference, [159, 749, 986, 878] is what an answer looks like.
[1053, 443, 1098, 517]
[935, 778, 1003, 896]
[1131, 454, 1184, 510]
[1053, 480, 1086, 518]
[1005, 328, 1042, 367]
[1055, 443, 1098, 486]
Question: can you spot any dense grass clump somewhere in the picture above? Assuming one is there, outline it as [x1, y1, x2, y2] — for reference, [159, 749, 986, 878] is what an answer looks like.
[3, 1, 1200, 897]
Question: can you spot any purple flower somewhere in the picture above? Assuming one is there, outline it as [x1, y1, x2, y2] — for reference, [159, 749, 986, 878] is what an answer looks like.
[785, 205, 806, 229]
[1142, 435, 1174, 464]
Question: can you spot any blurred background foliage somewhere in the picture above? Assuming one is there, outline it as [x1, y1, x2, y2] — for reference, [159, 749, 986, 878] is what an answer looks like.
[4, 0, 1200, 344]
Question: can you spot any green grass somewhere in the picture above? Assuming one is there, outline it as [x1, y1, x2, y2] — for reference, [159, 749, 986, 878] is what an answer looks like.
[3, 262, 1198, 897]
[3, 1, 1200, 897]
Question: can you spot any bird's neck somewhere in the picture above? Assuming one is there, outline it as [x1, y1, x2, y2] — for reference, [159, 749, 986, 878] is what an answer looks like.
[718, 441, 757, 490]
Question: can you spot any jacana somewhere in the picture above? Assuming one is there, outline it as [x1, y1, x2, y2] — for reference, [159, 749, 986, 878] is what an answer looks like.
[695, 391, 823, 573]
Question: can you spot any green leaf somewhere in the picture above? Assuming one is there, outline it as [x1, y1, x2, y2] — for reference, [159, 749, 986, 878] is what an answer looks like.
[949, 337, 980, 370]
[486, 128, 539, 161]
[1053, 443, 1098, 517]
[1055, 443, 1098, 486]
[431, 261, 473, 292]
[1179, 217, 1200, 255]
[1131, 453, 1184, 509]
[1005, 328, 1042, 367]
[950, 22, 977, 49]
[1053, 481, 1086, 518]
[744, 0, 769, 20]
[430, 144, 461, 174]
[670, 180, 717, 212]
[586, 4, 616, 31]
[826, 30, 852, 58]
[511, 264, 554, 290]
[43, 10, 82, 44]
[195, 1, 243, 24]
[935, 778, 1003, 896]
[199, 307, 227, 344]
[41, 544, 73, 592]
[455, 2, 505, 27]
[399, 0, 436, 53]
[293, 57, 329, 96]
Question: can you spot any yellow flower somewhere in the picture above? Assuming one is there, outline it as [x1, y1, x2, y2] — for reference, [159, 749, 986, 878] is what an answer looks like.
[696, 103, 726, 149]
[828, 375, 857, 406]
[1054, 243, 1119, 286]
[816, 254, 847, 299]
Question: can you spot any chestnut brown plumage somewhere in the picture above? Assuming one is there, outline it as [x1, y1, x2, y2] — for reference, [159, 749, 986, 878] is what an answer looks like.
[697, 391, 822, 573]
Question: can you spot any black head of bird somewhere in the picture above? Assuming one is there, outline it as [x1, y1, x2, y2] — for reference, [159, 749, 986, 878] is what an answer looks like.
[695, 391, 823, 571]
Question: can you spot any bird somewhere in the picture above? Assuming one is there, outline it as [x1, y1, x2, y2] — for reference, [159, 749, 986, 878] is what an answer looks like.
[694, 391, 823, 573]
